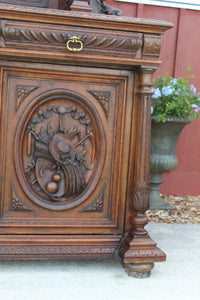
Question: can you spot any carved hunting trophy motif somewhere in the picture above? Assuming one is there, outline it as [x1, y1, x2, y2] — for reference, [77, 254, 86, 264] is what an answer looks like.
[24, 103, 96, 205]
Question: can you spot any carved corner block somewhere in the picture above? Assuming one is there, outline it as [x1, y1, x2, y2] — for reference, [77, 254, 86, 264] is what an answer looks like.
[143, 35, 161, 58]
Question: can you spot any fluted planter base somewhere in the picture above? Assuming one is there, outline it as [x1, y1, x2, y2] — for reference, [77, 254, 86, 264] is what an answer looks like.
[150, 174, 173, 210]
[150, 191, 173, 210]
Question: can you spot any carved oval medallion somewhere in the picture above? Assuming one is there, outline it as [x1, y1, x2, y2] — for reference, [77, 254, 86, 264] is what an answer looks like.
[14, 89, 105, 210]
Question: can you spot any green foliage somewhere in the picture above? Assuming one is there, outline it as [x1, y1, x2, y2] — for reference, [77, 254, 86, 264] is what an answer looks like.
[151, 67, 200, 122]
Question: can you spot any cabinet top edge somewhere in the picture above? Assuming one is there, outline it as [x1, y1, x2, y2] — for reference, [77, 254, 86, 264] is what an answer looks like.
[0, 3, 173, 34]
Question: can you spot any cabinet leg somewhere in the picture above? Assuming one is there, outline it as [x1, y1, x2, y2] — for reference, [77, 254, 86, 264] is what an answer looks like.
[124, 262, 154, 278]
[119, 210, 166, 277]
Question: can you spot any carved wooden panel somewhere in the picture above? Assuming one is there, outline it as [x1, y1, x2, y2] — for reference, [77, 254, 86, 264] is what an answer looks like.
[21, 102, 99, 210]
[0, 65, 132, 235]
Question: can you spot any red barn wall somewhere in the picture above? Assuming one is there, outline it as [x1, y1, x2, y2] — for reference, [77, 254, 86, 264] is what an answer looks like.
[108, 1, 200, 195]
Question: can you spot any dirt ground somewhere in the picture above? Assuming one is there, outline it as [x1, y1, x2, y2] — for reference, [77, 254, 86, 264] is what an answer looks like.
[146, 195, 200, 224]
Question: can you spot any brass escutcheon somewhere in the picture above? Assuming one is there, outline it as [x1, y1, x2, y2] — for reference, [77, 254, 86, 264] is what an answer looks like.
[66, 36, 83, 52]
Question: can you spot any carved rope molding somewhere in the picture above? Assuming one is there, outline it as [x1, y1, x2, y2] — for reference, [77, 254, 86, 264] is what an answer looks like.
[0, 246, 115, 255]
[1, 24, 143, 57]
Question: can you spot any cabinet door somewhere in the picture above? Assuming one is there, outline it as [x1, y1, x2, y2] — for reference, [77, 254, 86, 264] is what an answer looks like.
[0, 66, 134, 235]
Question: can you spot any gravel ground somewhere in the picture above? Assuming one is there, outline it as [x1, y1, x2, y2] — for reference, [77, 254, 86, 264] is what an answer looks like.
[146, 195, 200, 224]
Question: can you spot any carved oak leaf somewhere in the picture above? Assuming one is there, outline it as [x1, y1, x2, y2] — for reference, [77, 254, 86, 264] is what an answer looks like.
[16, 85, 38, 110]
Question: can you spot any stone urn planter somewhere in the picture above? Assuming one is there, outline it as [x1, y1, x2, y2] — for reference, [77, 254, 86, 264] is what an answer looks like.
[150, 116, 192, 210]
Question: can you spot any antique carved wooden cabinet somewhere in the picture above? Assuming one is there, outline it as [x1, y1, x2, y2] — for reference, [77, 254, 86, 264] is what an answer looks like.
[0, 1, 172, 277]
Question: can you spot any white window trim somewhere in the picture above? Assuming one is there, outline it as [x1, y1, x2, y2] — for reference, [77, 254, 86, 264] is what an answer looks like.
[115, 0, 200, 11]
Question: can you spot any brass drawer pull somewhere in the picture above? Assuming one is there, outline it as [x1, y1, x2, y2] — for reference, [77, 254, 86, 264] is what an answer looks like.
[66, 36, 83, 52]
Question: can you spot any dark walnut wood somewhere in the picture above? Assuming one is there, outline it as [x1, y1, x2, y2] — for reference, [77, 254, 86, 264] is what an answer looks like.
[0, 3, 173, 277]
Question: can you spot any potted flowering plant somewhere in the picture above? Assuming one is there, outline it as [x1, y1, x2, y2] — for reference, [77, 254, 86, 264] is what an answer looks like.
[150, 68, 200, 210]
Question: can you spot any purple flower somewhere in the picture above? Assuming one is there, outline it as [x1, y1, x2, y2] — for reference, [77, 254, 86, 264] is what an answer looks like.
[162, 86, 175, 96]
[190, 84, 197, 95]
[170, 79, 178, 85]
[192, 104, 200, 112]
[152, 88, 161, 99]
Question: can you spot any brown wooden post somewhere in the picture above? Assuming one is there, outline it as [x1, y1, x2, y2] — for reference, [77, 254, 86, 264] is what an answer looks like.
[120, 66, 166, 278]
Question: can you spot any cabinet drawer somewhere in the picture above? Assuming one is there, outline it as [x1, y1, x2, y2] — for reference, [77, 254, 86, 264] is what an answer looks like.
[0, 20, 143, 62]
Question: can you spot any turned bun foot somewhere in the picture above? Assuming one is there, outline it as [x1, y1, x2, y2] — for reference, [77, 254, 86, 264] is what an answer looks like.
[124, 263, 154, 278]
